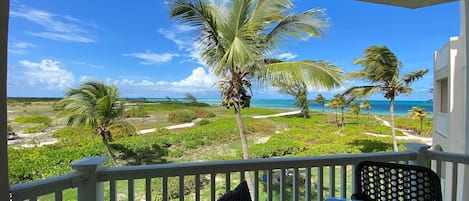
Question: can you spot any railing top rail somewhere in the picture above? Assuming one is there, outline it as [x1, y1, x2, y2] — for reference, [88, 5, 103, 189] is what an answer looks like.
[10, 171, 88, 199]
[98, 151, 417, 181]
[428, 150, 469, 164]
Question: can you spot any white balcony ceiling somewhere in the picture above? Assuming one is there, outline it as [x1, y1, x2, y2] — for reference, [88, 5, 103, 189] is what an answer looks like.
[358, 0, 458, 8]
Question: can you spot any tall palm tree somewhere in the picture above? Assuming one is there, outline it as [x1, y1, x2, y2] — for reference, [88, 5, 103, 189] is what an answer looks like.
[169, 0, 341, 161]
[273, 79, 310, 118]
[344, 45, 428, 151]
[56, 81, 136, 166]
[349, 102, 361, 123]
[359, 100, 371, 120]
[325, 98, 339, 126]
[313, 94, 326, 116]
[333, 94, 347, 127]
[408, 106, 427, 135]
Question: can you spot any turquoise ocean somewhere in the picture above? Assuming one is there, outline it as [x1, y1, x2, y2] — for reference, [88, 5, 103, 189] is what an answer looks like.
[190, 98, 433, 116]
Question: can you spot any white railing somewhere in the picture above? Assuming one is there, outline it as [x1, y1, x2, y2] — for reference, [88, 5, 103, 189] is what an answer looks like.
[10, 143, 469, 201]
[435, 40, 450, 72]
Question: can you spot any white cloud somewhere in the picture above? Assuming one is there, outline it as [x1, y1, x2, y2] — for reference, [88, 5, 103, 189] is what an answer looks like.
[123, 52, 180, 65]
[18, 59, 75, 90]
[158, 28, 186, 49]
[11, 7, 96, 43]
[277, 52, 298, 61]
[91, 67, 219, 97]
[8, 41, 35, 55]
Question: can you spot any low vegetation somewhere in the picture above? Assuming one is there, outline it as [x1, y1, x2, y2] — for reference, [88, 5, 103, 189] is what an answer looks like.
[7, 99, 431, 189]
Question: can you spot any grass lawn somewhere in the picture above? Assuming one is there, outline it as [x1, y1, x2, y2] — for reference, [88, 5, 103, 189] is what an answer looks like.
[8, 98, 430, 200]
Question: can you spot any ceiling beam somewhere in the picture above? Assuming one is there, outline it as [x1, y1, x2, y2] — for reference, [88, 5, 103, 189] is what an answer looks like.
[358, 0, 458, 8]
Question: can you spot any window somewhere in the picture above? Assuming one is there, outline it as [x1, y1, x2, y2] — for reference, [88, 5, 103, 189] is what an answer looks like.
[439, 78, 448, 113]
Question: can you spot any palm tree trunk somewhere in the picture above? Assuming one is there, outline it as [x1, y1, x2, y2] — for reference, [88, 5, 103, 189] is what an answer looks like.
[234, 107, 255, 198]
[335, 108, 338, 125]
[341, 107, 345, 128]
[390, 97, 398, 152]
[102, 138, 118, 166]
[420, 118, 423, 135]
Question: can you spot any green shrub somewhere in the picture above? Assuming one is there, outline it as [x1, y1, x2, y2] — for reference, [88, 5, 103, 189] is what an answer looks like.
[167, 110, 196, 123]
[124, 106, 148, 118]
[250, 134, 306, 158]
[193, 109, 216, 118]
[14, 115, 52, 125]
[23, 124, 48, 133]
[169, 149, 183, 158]
[195, 119, 210, 126]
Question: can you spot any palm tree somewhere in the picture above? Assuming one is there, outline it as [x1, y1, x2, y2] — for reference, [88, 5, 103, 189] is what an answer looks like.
[349, 102, 361, 123]
[359, 100, 371, 120]
[313, 94, 326, 116]
[273, 79, 310, 118]
[170, 1, 342, 194]
[408, 106, 427, 135]
[325, 99, 339, 125]
[56, 81, 136, 166]
[169, 0, 341, 160]
[344, 45, 428, 151]
[333, 94, 347, 127]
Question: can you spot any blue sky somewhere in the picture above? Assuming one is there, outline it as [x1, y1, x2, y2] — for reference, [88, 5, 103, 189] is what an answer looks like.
[7, 0, 460, 100]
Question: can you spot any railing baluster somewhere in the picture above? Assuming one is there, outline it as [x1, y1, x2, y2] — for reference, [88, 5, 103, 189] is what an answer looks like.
[341, 165, 346, 198]
[351, 165, 356, 195]
[280, 169, 286, 201]
[267, 170, 273, 201]
[451, 162, 458, 201]
[162, 177, 168, 201]
[318, 166, 324, 201]
[436, 159, 442, 177]
[110, 179, 117, 201]
[329, 165, 336, 198]
[293, 168, 299, 201]
[254, 170, 259, 201]
[305, 167, 311, 201]
[240, 171, 245, 181]
[128, 179, 134, 201]
[195, 174, 200, 201]
[225, 173, 231, 191]
[211, 174, 216, 201]
[179, 176, 185, 201]
[146, 177, 151, 201]
[55, 190, 63, 201]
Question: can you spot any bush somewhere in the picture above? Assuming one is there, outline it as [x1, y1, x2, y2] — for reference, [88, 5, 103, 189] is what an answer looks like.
[169, 149, 183, 158]
[195, 119, 210, 126]
[250, 134, 305, 158]
[167, 110, 196, 123]
[23, 124, 48, 133]
[193, 109, 216, 118]
[14, 115, 52, 125]
[124, 106, 148, 118]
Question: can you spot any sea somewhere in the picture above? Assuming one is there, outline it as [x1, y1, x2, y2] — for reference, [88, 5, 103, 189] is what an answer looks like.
[153, 98, 433, 116]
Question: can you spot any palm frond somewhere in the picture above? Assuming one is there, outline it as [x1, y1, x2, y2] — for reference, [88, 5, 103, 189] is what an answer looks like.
[401, 69, 428, 85]
[343, 85, 380, 100]
[265, 8, 327, 47]
[261, 60, 342, 89]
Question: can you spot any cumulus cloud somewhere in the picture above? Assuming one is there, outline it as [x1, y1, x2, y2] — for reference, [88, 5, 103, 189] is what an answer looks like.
[123, 52, 180, 65]
[277, 52, 298, 61]
[96, 67, 219, 97]
[10, 7, 96, 43]
[18, 59, 75, 90]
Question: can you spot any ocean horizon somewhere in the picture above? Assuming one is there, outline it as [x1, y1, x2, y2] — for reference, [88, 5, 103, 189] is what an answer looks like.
[144, 98, 433, 116]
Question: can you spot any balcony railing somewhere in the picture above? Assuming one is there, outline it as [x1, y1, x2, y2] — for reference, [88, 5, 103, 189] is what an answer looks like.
[10, 143, 469, 201]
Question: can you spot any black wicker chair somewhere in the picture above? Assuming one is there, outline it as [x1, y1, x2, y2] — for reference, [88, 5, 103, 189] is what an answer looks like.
[217, 180, 252, 201]
[352, 161, 442, 201]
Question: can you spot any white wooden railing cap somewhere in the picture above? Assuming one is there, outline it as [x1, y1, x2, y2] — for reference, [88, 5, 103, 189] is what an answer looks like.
[72, 157, 109, 171]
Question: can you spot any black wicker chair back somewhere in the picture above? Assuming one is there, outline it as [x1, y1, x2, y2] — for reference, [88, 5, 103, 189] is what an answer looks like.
[352, 161, 442, 201]
[217, 180, 252, 201]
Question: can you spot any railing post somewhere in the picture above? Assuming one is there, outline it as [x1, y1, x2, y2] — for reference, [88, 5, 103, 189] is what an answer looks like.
[404, 142, 431, 166]
[72, 157, 108, 201]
